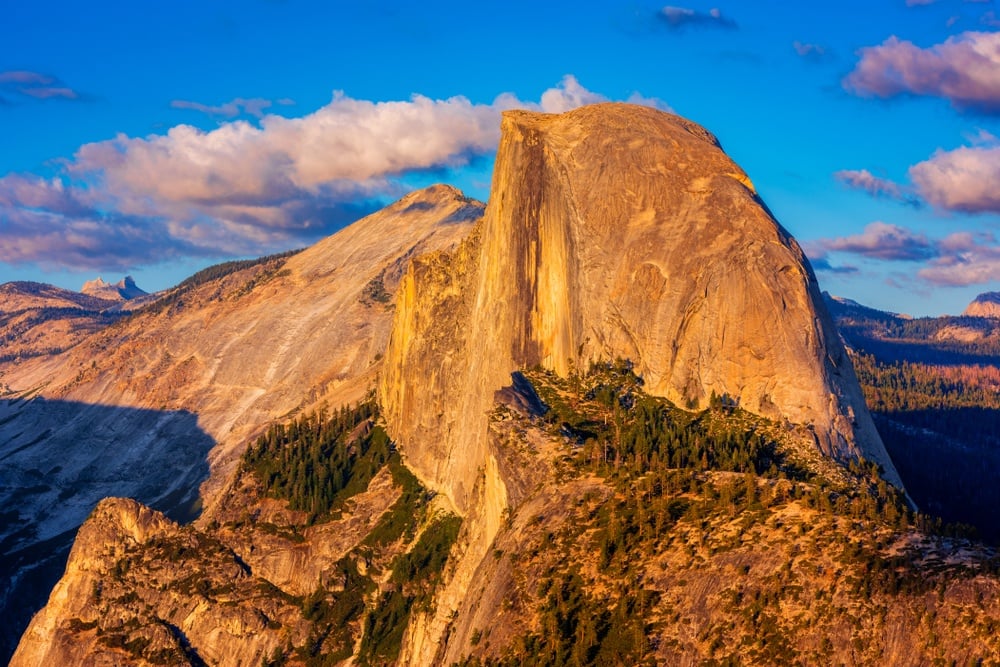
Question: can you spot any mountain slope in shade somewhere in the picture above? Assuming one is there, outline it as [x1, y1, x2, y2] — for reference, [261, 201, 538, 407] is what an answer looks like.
[0, 185, 481, 663]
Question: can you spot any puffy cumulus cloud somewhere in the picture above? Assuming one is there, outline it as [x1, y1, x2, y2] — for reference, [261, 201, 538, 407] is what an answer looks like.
[0, 70, 82, 102]
[2, 76, 661, 271]
[73, 91, 512, 208]
[659, 6, 737, 30]
[171, 97, 275, 119]
[0, 174, 91, 217]
[909, 144, 1000, 213]
[538, 75, 608, 113]
[625, 91, 674, 113]
[834, 169, 920, 206]
[0, 173, 377, 271]
[844, 31, 1000, 113]
[814, 222, 938, 261]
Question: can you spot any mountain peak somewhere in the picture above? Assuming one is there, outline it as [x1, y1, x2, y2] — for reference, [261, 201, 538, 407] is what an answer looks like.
[502, 102, 723, 151]
[80, 275, 147, 301]
[963, 291, 1000, 318]
[381, 184, 483, 225]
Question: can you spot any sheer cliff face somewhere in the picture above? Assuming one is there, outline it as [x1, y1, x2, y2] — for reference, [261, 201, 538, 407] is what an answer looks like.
[382, 103, 901, 513]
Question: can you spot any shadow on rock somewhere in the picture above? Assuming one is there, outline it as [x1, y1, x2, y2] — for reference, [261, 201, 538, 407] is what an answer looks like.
[0, 396, 215, 663]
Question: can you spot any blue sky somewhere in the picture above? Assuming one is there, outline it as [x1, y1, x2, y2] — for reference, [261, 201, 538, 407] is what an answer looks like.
[2, 1, 1000, 316]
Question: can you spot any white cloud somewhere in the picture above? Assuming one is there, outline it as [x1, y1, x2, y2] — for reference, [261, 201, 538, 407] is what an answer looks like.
[918, 231, 1000, 286]
[538, 75, 608, 113]
[909, 144, 1000, 213]
[1, 76, 661, 271]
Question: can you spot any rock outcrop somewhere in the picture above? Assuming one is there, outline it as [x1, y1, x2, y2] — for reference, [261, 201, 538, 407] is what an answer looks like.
[381, 103, 902, 519]
[11, 498, 302, 667]
[963, 292, 1000, 318]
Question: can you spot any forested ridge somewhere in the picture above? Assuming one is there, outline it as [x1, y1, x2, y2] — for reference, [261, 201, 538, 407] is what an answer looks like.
[825, 296, 1000, 543]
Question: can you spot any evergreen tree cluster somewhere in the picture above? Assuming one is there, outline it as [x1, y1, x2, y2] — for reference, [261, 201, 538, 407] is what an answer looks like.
[239, 401, 462, 666]
[853, 352, 1000, 413]
[358, 514, 462, 665]
[242, 399, 391, 522]
[529, 361, 801, 483]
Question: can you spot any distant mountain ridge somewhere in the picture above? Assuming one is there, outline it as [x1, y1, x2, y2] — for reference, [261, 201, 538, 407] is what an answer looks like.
[824, 292, 1000, 365]
[80, 275, 147, 301]
[0, 280, 120, 312]
[0, 281, 125, 368]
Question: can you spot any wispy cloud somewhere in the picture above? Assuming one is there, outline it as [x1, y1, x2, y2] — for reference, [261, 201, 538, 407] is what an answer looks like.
[809, 255, 859, 274]
[918, 231, 1000, 286]
[793, 41, 833, 63]
[834, 169, 920, 206]
[843, 31, 1000, 113]
[0, 76, 662, 271]
[171, 97, 275, 119]
[981, 10, 1000, 28]
[813, 222, 938, 262]
[0, 71, 53, 84]
[659, 6, 737, 30]
[811, 221, 1000, 287]
[0, 70, 84, 103]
